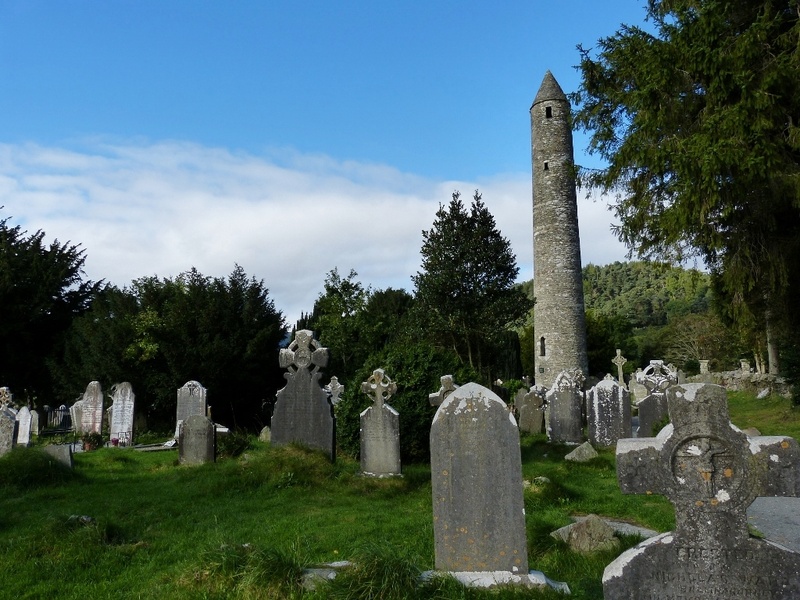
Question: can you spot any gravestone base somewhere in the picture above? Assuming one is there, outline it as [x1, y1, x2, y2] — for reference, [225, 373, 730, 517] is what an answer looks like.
[420, 570, 570, 593]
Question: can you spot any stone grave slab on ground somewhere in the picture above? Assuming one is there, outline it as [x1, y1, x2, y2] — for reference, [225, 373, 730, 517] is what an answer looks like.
[178, 414, 216, 465]
[15, 406, 32, 447]
[430, 382, 528, 573]
[359, 369, 401, 477]
[71, 381, 104, 435]
[175, 380, 207, 437]
[43, 444, 74, 468]
[271, 330, 335, 461]
[603, 382, 800, 599]
[587, 374, 631, 447]
[108, 382, 136, 446]
[545, 369, 585, 444]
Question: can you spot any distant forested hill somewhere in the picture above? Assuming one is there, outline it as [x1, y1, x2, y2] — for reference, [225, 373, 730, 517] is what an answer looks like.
[581, 261, 711, 327]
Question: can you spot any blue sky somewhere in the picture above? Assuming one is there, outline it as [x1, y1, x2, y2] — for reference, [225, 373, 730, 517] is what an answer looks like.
[0, 1, 651, 324]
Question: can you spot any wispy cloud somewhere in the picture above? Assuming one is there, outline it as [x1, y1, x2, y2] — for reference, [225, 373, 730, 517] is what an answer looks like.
[0, 140, 628, 323]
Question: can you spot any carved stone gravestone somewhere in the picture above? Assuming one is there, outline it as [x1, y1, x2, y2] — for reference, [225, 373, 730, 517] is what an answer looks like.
[271, 330, 335, 461]
[0, 407, 16, 457]
[327, 376, 344, 407]
[71, 381, 104, 435]
[178, 414, 216, 465]
[15, 406, 32, 447]
[603, 383, 800, 599]
[430, 382, 528, 573]
[545, 369, 584, 444]
[518, 386, 545, 434]
[612, 349, 628, 389]
[175, 380, 207, 437]
[359, 369, 401, 477]
[635, 360, 677, 437]
[429, 375, 459, 408]
[587, 375, 631, 448]
[108, 382, 136, 446]
[29, 409, 39, 438]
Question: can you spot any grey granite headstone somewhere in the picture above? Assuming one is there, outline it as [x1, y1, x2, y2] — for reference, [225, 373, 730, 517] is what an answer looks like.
[0, 408, 16, 457]
[359, 369, 401, 477]
[29, 409, 39, 437]
[430, 382, 528, 573]
[71, 381, 104, 434]
[178, 414, 216, 465]
[545, 369, 584, 444]
[271, 330, 335, 461]
[108, 382, 136, 446]
[635, 360, 677, 437]
[587, 374, 631, 447]
[15, 406, 32, 447]
[604, 383, 800, 599]
[175, 380, 207, 437]
[43, 444, 74, 469]
[518, 386, 545, 434]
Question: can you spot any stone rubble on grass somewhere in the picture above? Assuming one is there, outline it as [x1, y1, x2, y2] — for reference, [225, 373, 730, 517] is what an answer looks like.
[564, 441, 598, 462]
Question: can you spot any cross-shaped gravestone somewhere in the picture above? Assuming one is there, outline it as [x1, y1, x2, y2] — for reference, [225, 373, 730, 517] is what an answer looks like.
[428, 375, 459, 407]
[635, 360, 677, 438]
[279, 329, 328, 374]
[359, 368, 401, 476]
[603, 382, 800, 599]
[271, 330, 335, 460]
[0, 387, 13, 411]
[612, 349, 627, 389]
[327, 376, 344, 406]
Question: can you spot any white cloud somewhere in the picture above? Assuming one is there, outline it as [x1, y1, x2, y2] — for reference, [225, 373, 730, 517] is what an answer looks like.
[0, 140, 629, 324]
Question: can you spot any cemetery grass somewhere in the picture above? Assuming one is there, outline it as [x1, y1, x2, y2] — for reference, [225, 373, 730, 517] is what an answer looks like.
[1, 391, 796, 600]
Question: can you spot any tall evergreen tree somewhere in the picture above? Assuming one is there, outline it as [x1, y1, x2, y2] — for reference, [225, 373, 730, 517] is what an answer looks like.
[572, 0, 800, 374]
[412, 190, 531, 381]
[0, 215, 101, 403]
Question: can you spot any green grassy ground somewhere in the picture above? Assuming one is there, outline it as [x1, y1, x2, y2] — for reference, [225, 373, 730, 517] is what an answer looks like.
[1, 390, 797, 599]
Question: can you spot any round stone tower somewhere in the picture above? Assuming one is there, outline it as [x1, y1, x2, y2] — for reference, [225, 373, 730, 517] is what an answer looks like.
[530, 71, 589, 389]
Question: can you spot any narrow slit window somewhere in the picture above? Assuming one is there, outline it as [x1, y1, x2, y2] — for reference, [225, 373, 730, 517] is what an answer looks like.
[545, 106, 553, 118]
[543, 161, 549, 171]
[539, 337, 546, 357]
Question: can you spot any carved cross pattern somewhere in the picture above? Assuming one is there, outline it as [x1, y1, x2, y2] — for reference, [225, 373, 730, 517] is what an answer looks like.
[279, 329, 329, 374]
[636, 359, 677, 395]
[328, 376, 344, 406]
[429, 374, 459, 407]
[361, 369, 396, 409]
[616, 383, 800, 546]
[552, 368, 584, 392]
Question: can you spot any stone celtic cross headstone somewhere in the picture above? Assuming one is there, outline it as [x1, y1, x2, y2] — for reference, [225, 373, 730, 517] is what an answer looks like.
[327, 376, 344, 407]
[271, 330, 335, 461]
[586, 374, 631, 448]
[518, 385, 545, 434]
[71, 381, 104, 435]
[635, 360, 677, 438]
[430, 382, 528, 573]
[612, 349, 628, 389]
[359, 368, 401, 477]
[545, 369, 585, 444]
[429, 375, 459, 407]
[108, 382, 136, 446]
[15, 406, 32, 447]
[604, 383, 800, 599]
[175, 380, 207, 437]
[178, 414, 216, 465]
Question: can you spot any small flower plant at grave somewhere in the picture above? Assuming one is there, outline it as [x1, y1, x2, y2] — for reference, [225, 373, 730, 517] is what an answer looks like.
[81, 431, 104, 451]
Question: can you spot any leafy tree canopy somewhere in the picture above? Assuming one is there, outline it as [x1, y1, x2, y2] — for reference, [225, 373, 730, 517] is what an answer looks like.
[0, 215, 101, 403]
[572, 0, 800, 363]
[412, 190, 532, 381]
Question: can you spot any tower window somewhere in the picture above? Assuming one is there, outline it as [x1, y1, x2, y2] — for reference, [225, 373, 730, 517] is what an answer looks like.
[543, 161, 549, 171]
[545, 106, 553, 118]
[539, 337, 546, 357]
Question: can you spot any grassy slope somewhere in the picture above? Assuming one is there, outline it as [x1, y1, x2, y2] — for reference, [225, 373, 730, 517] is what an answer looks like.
[1, 391, 797, 600]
